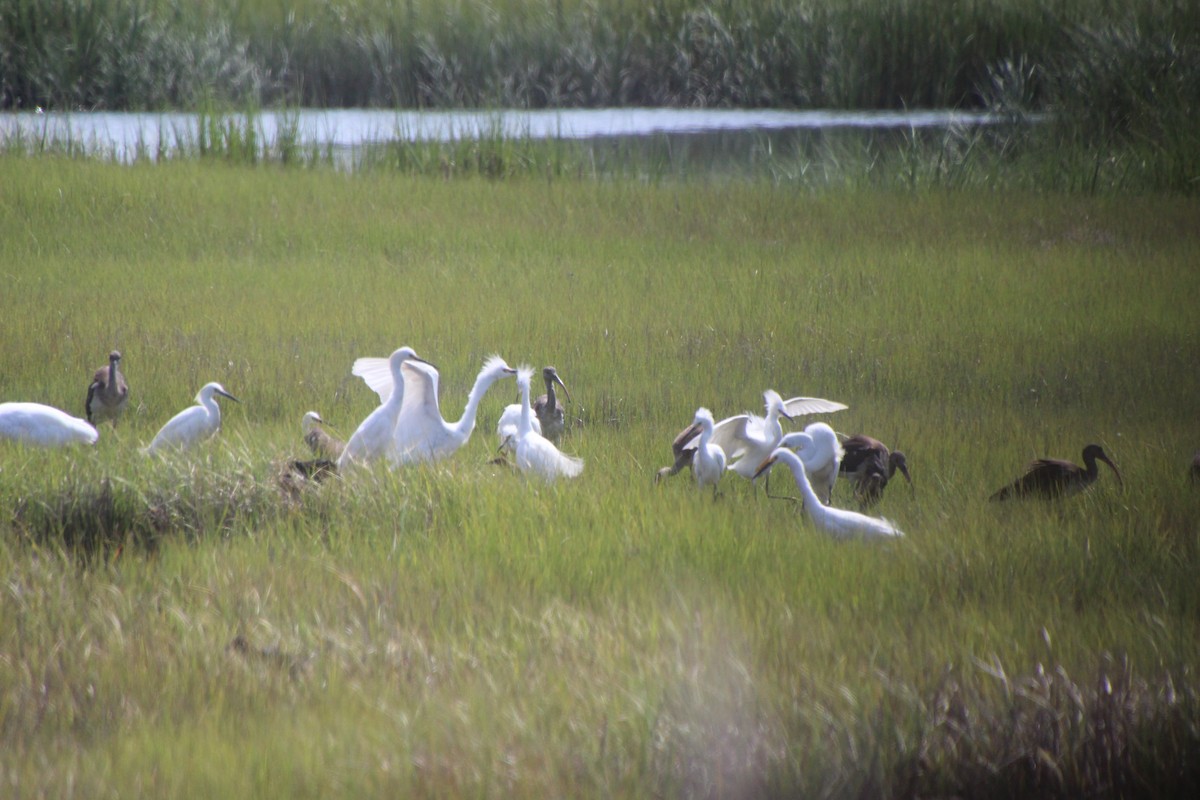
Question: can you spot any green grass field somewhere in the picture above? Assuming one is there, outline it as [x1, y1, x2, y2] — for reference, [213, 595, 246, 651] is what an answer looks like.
[2, 156, 1199, 797]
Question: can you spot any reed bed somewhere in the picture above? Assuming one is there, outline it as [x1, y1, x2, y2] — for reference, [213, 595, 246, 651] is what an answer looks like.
[1, 157, 1199, 796]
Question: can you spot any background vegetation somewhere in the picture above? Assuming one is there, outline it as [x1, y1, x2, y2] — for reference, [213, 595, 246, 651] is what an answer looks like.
[1, 157, 1198, 796]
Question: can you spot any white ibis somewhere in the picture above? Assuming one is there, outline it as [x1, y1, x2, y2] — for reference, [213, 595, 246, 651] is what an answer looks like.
[85, 350, 129, 425]
[754, 447, 903, 540]
[838, 433, 913, 507]
[353, 354, 516, 465]
[690, 407, 726, 497]
[143, 382, 238, 455]
[0, 402, 98, 447]
[512, 365, 584, 481]
[339, 347, 431, 468]
[990, 443, 1124, 500]
[301, 411, 344, 461]
[533, 366, 572, 441]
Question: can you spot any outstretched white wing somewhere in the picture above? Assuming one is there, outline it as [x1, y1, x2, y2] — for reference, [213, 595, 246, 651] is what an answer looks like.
[782, 396, 848, 417]
[351, 357, 395, 403]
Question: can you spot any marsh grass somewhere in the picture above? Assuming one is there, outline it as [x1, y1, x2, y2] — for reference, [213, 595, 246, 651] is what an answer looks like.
[1, 158, 1198, 795]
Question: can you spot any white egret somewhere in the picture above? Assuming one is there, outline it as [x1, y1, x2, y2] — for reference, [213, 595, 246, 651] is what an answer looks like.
[990, 443, 1123, 501]
[302, 411, 345, 461]
[776, 424, 843, 504]
[533, 366, 572, 441]
[339, 347, 430, 468]
[143, 382, 238, 455]
[838, 433, 913, 507]
[691, 407, 726, 497]
[754, 447, 904, 540]
[85, 350, 129, 425]
[497, 401, 541, 456]
[0, 402, 98, 447]
[512, 365, 584, 481]
[693, 390, 848, 480]
[354, 354, 516, 464]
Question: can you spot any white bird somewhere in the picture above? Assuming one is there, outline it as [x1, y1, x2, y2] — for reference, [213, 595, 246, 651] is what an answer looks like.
[353, 353, 516, 465]
[754, 446, 903, 540]
[684, 390, 848, 480]
[0, 402, 98, 447]
[777, 423, 843, 504]
[691, 407, 726, 497]
[339, 347, 430, 468]
[143, 382, 238, 455]
[497, 401, 542, 456]
[302, 411, 344, 461]
[512, 365, 584, 481]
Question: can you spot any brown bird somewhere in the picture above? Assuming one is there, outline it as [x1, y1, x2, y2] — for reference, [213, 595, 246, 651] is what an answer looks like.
[838, 434, 913, 507]
[301, 411, 344, 460]
[655, 420, 701, 482]
[990, 443, 1123, 501]
[533, 366, 572, 442]
[85, 350, 129, 425]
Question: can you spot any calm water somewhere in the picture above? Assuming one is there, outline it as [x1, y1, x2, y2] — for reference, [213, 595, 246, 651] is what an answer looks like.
[0, 107, 1007, 170]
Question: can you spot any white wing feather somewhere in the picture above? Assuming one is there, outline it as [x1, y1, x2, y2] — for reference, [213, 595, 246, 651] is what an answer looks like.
[351, 357, 395, 403]
[782, 396, 849, 416]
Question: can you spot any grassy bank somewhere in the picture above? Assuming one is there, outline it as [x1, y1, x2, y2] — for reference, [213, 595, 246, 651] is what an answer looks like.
[1, 158, 1199, 796]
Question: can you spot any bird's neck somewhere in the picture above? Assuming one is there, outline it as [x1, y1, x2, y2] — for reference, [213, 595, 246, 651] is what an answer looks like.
[518, 384, 533, 436]
[544, 379, 556, 408]
[783, 453, 822, 510]
[454, 370, 502, 436]
[108, 359, 117, 388]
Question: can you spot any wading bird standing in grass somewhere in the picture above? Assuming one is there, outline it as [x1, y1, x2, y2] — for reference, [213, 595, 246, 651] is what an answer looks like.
[775, 425, 843, 504]
[340, 347, 431, 469]
[302, 411, 344, 461]
[0, 402, 98, 447]
[754, 447, 903, 540]
[691, 407, 726, 497]
[143, 382, 238, 455]
[533, 366, 572, 441]
[85, 350, 129, 425]
[496, 400, 541, 457]
[837, 433, 913, 507]
[989, 443, 1124, 500]
[354, 353, 516, 465]
[512, 365, 584, 481]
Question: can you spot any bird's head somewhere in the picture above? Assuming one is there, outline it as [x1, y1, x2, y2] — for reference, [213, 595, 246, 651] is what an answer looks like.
[890, 450, 913, 486]
[198, 382, 239, 404]
[109, 350, 122, 363]
[1084, 444, 1123, 490]
[516, 364, 535, 391]
[301, 411, 324, 433]
[778, 431, 814, 453]
[692, 407, 715, 430]
[390, 346, 433, 372]
[483, 355, 518, 379]
[764, 389, 792, 421]
[543, 366, 571, 402]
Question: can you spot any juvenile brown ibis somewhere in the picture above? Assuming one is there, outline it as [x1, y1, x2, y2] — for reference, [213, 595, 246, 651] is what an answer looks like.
[838, 434, 913, 507]
[301, 411, 345, 461]
[85, 350, 129, 425]
[990, 443, 1123, 501]
[655, 420, 701, 482]
[533, 366, 572, 442]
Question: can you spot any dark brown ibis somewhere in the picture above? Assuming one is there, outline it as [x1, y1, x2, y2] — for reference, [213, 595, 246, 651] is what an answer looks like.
[838, 434, 913, 507]
[533, 366, 572, 442]
[85, 350, 129, 425]
[302, 411, 345, 461]
[990, 443, 1123, 501]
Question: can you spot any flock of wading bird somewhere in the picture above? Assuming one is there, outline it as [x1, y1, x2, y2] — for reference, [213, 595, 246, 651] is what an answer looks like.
[0, 346, 1156, 541]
